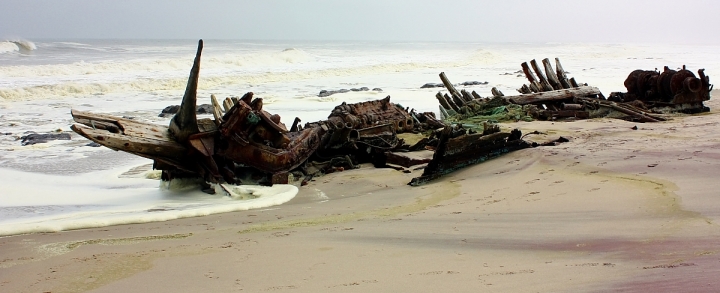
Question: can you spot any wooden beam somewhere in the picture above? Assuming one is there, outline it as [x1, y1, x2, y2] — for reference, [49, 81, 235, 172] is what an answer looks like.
[542, 58, 562, 90]
[439, 72, 465, 104]
[530, 59, 555, 91]
[506, 86, 602, 105]
[555, 58, 572, 89]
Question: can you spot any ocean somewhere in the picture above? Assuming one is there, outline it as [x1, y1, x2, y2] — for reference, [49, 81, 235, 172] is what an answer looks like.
[1, 39, 718, 236]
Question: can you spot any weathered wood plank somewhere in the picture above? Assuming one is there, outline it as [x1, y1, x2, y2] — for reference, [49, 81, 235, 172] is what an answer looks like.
[71, 109, 174, 141]
[71, 124, 188, 158]
[491, 87, 504, 97]
[435, 92, 453, 111]
[530, 59, 555, 91]
[521, 62, 539, 84]
[210, 94, 224, 126]
[506, 86, 602, 105]
[439, 72, 465, 104]
[555, 58, 572, 89]
[542, 58, 562, 90]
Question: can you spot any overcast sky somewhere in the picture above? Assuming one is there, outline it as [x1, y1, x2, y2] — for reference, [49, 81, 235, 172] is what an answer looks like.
[1, 0, 718, 44]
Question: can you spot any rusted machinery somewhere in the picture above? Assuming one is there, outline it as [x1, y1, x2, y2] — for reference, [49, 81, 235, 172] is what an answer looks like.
[609, 66, 712, 113]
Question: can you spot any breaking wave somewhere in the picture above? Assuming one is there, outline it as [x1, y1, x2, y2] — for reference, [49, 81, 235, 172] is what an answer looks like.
[0, 59, 477, 101]
[0, 39, 36, 54]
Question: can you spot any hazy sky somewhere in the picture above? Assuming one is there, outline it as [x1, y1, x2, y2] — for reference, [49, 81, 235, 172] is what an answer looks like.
[1, 0, 718, 43]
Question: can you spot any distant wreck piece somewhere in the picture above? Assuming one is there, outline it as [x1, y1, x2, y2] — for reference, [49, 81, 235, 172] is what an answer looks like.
[433, 58, 710, 123]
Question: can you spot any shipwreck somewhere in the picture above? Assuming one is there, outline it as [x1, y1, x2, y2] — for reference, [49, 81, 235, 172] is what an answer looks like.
[71, 40, 552, 189]
[70, 41, 711, 190]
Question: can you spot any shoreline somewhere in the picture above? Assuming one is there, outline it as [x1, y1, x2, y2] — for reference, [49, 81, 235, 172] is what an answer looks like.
[1, 91, 719, 292]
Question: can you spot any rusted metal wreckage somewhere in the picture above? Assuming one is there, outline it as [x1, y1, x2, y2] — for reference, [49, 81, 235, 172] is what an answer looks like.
[70, 41, 712, 189]
[435, 58, 711, 123]
[71, 40, 543, 188]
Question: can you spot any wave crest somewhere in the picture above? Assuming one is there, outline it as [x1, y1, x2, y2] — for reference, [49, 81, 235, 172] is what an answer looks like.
[0, 59, 474, 101]
[0, 39, 36, 54]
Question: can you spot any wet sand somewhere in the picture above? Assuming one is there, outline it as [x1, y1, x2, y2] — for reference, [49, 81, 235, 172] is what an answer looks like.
[1, 91, 720, 292]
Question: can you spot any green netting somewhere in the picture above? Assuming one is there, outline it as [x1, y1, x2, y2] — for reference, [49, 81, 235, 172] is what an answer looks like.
[445, 104, 535, 129]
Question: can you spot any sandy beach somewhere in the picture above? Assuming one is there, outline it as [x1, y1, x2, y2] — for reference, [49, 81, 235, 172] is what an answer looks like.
[1, 90, 719, 293]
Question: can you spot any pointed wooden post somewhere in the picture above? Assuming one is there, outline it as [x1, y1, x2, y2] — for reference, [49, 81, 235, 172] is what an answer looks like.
[542, 58, 562, 90]
[169, 40, 203, 143]
[555, 58, 573, 88]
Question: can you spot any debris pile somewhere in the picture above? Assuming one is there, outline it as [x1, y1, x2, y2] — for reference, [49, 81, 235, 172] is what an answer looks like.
[434, 58, 711, 124]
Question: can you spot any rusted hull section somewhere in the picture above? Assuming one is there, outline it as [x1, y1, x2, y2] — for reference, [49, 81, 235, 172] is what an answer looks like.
[409, 127, 531, 186]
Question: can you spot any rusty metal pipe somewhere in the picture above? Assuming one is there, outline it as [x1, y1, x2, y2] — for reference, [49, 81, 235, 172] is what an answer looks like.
[327, 122, 353, 146]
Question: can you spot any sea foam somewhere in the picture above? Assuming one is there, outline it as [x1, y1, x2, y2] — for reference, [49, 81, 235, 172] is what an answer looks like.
[0, 167, 298, 237]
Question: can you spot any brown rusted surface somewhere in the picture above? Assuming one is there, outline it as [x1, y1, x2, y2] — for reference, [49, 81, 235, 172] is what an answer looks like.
[69, 42, 567, 190]
[323, 96, 415, 133]
[409, 127, 532, 186]
[613, 65, 712, 112]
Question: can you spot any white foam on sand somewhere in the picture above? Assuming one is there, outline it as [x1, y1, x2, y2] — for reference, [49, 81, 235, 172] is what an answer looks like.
[0, 166, 298, 237]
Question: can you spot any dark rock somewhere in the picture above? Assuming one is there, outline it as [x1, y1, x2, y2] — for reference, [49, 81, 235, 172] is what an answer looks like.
[159, 104, 214, 117]
[420, 83, 443, 89]
[86, 142, 102, 147]
[318, 87, 378, 97]
[372, 88, 382, 92]
[317, 88, 349, 97]
[161, 105, 181, 114]
[20, 132, 71, 146]
[196, 104, 214, 114]
[461, 81, 489, 86]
